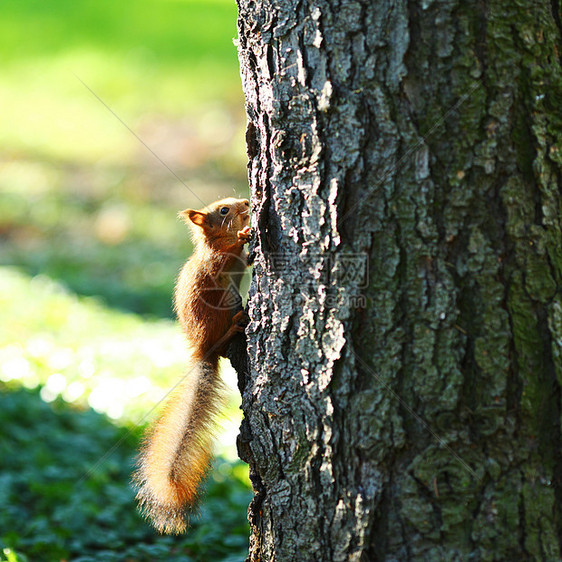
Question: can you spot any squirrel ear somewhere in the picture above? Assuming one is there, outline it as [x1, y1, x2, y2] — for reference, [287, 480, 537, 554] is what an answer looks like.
[180, 209, 209, 228]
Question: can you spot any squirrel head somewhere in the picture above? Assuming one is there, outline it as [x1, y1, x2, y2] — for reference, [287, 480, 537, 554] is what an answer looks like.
[179, 197, 250, 246]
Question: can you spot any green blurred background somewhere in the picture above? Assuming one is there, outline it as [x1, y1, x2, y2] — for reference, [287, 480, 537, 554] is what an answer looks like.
[0, 1, 252, 560]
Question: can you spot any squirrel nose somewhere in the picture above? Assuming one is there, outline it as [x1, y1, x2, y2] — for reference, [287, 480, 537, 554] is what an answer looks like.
[242, 199, 249, 207]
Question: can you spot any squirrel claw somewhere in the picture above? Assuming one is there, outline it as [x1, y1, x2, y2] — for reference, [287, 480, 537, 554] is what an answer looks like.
[237, 226, 254, 243]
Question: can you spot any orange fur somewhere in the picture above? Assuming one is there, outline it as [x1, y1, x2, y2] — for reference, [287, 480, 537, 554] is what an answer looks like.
[134, 198, 252, 534]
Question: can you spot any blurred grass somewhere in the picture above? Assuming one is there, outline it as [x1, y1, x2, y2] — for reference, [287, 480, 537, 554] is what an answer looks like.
[0, 384, 252, 562]
[0, 267, 250, 560]
[0, 0, 252, 559]
[0, 267, 245, 436]
[0, 0, 245, 164]
[0, 0, 249, 316]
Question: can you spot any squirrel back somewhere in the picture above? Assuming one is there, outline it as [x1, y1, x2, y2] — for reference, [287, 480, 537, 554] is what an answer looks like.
[134, 197, 252, 534]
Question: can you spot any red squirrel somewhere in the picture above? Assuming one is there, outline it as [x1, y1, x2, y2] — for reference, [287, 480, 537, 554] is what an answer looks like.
[134, 197, 252, 534]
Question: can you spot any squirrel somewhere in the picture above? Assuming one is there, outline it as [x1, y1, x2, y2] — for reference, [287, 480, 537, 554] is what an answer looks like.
[134, 197, 253, 534]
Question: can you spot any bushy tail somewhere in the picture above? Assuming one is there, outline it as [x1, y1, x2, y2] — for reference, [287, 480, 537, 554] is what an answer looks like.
[133, 359, 224, 534]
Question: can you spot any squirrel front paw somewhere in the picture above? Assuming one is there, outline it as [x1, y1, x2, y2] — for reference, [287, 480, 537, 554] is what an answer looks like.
[231, 310, 249, 333]
[237, 226, 254, 244]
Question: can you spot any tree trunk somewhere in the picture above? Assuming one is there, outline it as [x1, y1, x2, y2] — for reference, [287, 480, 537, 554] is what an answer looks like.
[235, 0, 562, 559]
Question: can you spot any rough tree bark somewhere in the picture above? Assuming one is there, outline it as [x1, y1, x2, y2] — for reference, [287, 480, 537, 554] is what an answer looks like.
[234, 0, 562, 559]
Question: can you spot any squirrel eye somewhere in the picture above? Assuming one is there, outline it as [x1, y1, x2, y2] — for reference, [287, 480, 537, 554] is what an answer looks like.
[219, 207, 229, 215]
